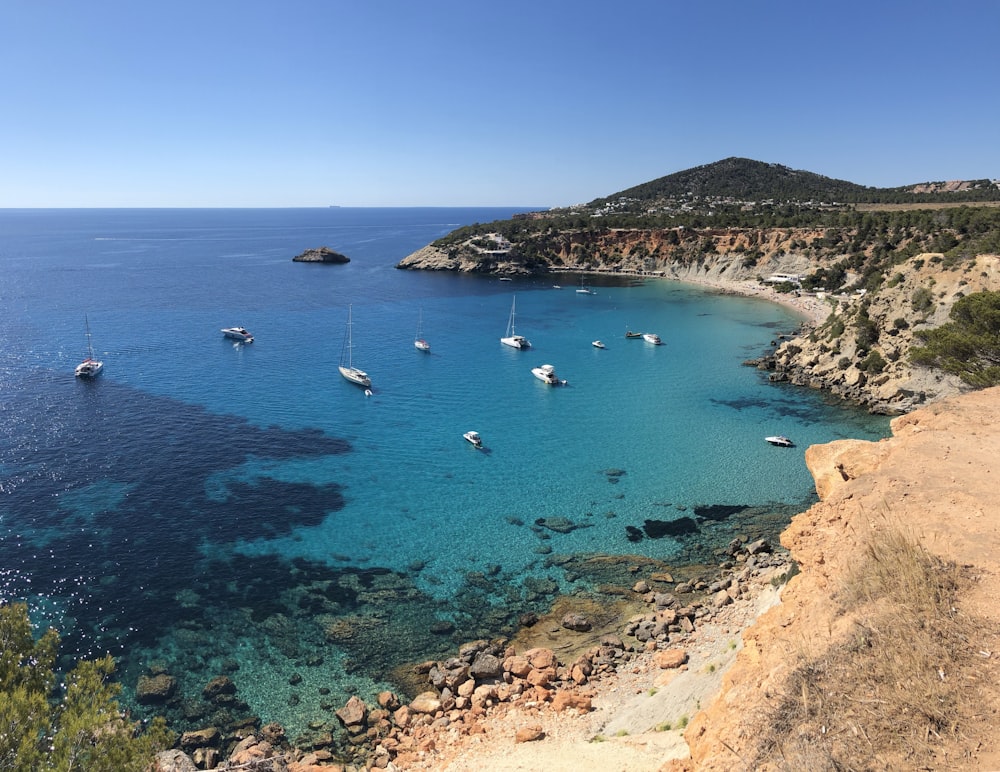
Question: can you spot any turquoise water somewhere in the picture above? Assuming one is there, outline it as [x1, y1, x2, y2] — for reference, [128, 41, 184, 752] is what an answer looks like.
[0, 208, 890, 738]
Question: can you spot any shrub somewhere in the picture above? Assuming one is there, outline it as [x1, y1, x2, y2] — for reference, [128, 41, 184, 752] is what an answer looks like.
[860, 351, 887, 373]
[911, 286, 934, 313]
[910, 290, 1000, 387]
[0, 603, 173, 771]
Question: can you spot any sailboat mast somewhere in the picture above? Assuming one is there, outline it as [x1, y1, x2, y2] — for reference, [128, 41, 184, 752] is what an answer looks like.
[84, 314, 94, 359]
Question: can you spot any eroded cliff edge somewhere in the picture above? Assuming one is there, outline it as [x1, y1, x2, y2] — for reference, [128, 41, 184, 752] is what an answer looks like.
[678, 385, 1000, 770]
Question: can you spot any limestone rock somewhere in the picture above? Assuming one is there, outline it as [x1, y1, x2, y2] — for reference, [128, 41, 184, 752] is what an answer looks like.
[152, 750, 197, 772]
[653, 649, 689, 669]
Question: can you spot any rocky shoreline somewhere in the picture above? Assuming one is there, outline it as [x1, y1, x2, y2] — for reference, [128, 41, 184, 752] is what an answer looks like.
[154, 540, 793, 771]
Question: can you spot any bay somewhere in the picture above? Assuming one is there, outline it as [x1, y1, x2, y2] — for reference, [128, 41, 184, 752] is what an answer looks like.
[0, 207, 889, 736]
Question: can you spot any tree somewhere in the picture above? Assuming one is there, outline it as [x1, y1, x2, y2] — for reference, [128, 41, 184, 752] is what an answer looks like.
[910, 291, 1000, 387]
[0, 603, 173, 771]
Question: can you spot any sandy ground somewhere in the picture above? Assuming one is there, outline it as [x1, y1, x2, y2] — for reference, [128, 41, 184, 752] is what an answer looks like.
[681, 276, 829, 324]
[401, 569, 787, 772]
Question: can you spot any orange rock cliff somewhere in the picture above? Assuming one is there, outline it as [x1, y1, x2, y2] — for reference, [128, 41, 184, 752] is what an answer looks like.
[679, 385, 1000, 770]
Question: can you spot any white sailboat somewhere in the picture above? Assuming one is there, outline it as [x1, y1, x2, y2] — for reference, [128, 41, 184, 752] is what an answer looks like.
[414, 308, 430, 352]
[75, 315, 104, 378]
[339, 305, 371, 387]
[500, 295, 531, 349]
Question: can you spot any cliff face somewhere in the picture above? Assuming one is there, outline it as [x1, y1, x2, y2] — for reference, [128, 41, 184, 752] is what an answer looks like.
[680, 386, 1000, 770]
[765, 253, 1000, 414]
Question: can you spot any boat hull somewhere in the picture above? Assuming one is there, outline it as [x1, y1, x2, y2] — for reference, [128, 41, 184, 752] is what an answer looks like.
[531, 365, 563, 385]
[339, 365, 371, 387]
[75, 359, 103, 378]
[414, 339, 430, 352]
[501, 335, 530, 349]
[222, 328, 253, 343]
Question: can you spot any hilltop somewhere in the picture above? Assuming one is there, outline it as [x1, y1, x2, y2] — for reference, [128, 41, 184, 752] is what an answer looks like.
[582, 156, 1000, 213]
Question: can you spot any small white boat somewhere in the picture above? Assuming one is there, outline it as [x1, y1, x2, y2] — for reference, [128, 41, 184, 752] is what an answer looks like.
[765, 435, 795, 447]
[499, 277, 513, 282]
[222, 326, 254, 343]
[339, 305, 371, 388]
[463, 430, 483, 448]
[500, 295, 531, 349]
[531, 364, 566, 385]
[552, 284, 562, 289]
[592, 340, 605, 349]
[642, 333, 663, 345]
[75, 315, 104, 378]
[414, 308, 430, 352]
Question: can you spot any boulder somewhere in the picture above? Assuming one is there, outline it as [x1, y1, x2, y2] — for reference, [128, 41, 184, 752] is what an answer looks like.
[179, 727, 220, 750]
[152, 750, 197, 772]
[136, 673, 177, 704]
[335, 695, 368, 728]
[202, 675, 236, 701]
[409, 692, 442, 715]
[653, 649, 689, 669]
[551, 691, 593, 712]
[515, 724, 545, 743]
[561, 612, 592, 632]
[469, 652, 502, 680]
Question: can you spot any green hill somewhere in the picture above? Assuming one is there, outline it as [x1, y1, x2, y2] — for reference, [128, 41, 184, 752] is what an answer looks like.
[582, 157, 1000, 213]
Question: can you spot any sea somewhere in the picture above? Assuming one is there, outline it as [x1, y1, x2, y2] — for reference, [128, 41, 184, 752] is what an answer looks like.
[0, 207, 890, 739]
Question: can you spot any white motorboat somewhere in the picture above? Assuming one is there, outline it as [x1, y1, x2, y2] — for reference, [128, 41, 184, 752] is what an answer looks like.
[531, 364, 566, 385]
[463, 430, 483, 448]
[75, 315, 104, 378]
[414, 308, 430, 352]
[339, 305, 371, 387]
[765, 435, 795, 447]
[643, 333, 663, 345]
[222, 326, 254, 343]
[592, 340, 606, 349]
[500, 295, 531, 349]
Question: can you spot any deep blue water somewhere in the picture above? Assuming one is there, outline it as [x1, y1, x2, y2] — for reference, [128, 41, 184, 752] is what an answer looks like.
[0, 208, 890, 737]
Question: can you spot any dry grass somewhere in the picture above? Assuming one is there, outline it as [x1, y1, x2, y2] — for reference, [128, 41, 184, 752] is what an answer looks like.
[750, 525, 996, 770]
[855, 201, 1000, 212]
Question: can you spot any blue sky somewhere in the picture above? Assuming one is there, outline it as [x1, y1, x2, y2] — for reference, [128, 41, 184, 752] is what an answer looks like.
[2, 0, 998, 207]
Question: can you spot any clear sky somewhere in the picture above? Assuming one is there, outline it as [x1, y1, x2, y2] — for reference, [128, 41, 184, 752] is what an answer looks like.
[2, 0, 998, 208]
